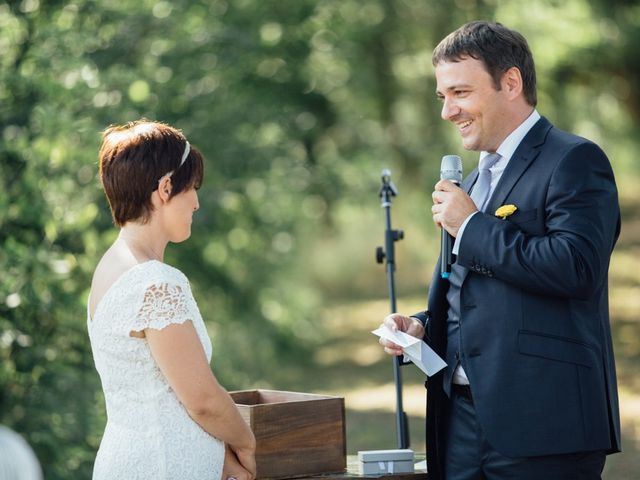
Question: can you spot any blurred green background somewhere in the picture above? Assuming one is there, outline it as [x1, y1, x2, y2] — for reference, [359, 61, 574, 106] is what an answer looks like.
[1, 0, 639, 478]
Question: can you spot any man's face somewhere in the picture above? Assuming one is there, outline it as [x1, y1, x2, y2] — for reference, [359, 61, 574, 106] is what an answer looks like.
[435, 57, 510, 152]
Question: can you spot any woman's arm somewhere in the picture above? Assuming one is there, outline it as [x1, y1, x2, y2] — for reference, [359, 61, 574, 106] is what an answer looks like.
[146, 321, 256, 476]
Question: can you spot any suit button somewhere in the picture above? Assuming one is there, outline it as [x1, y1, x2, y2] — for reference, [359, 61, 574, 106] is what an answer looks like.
[481, 267, 487, 274]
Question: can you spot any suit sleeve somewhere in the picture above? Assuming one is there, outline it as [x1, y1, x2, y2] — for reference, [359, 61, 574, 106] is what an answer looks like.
[456, 141, 620, 299]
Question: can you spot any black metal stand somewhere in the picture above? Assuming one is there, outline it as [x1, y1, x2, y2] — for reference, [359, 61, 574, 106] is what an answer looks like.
[375, 169, 410, 449]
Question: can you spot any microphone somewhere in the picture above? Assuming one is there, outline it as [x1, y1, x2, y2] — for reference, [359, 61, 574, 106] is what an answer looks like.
[439, 155, 463, 279]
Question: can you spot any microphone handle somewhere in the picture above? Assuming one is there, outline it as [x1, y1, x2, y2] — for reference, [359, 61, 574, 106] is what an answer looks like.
[440, 229, 453, 279]
[438, 178, 460, 279]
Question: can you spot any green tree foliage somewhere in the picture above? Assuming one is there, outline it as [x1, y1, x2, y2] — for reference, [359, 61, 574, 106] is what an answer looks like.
[1, 0, 638, 478]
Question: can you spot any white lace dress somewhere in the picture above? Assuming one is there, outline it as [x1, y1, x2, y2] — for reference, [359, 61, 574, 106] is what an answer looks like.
[87, 260, 224, 480]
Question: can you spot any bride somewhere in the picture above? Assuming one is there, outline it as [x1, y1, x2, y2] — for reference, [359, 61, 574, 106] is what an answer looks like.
[87, 120, 255, 480]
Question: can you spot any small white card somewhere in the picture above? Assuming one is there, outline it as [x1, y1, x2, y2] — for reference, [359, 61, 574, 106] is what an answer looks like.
[372, 325, 447, 377]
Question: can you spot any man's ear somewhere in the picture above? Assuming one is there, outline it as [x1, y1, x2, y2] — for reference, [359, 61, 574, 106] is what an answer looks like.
[157, 175, 173, 203]
[502, 66, 523, 100]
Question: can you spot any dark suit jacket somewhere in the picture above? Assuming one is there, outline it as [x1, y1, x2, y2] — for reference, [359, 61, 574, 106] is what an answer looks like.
[413, 117, 622, 479]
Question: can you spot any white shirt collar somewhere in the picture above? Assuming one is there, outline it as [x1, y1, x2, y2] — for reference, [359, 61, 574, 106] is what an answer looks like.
[480, 109, 541, 164]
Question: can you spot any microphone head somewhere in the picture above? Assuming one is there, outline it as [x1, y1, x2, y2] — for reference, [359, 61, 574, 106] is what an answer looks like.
[440, 155, 463, 183]
[381, 168, 391, 183]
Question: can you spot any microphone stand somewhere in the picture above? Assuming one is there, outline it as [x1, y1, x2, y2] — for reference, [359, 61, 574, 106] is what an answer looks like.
[375, 169, 409, 449]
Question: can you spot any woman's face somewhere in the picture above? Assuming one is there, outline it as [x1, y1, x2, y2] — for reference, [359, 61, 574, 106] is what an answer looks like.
[162, 187, 200, 243]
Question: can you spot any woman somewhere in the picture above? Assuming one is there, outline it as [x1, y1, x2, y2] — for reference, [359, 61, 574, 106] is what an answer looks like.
[87, 120, 255, 480]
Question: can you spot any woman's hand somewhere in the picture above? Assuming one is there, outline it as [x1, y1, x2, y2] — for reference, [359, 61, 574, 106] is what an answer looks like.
[232, 445, 256, 479]
[223, 445, 254, 480]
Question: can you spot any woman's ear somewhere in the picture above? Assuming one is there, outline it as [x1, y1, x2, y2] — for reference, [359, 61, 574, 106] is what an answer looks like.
[157, 175, 173, 203]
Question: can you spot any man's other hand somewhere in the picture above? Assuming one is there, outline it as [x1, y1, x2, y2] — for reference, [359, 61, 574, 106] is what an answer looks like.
[378, 313, 425, 356]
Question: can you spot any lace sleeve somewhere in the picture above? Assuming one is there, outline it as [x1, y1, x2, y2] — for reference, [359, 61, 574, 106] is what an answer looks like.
[132, 282, 193, 332]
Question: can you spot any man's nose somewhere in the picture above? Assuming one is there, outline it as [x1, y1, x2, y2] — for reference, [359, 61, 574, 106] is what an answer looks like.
[441, 98, 459, 121]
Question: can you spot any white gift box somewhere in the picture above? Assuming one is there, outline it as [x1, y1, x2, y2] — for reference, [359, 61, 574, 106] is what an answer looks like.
[357, 449, 415, 475]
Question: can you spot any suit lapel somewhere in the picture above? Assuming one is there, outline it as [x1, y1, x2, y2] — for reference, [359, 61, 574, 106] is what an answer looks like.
[485, 117, 552, 215]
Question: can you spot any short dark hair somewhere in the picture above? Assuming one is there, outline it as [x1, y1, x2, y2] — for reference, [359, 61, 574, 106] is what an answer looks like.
[432, 21, 537, 106]
[99, 120, 204, 227]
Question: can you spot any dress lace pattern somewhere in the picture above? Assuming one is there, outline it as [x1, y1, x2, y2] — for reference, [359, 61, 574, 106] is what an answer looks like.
[87, 260, 223, 480]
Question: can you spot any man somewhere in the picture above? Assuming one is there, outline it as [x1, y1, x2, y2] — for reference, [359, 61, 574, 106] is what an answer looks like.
[379, 21, 621, 479]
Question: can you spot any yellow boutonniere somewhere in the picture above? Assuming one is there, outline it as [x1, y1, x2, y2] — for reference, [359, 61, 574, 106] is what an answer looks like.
[495, 204, 518, 219]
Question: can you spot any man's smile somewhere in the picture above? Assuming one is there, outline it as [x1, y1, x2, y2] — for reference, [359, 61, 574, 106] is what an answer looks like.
[457, 119, 473, 134]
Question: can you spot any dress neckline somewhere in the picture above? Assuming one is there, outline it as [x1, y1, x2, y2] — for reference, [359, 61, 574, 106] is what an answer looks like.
[88, 259, 164, 323]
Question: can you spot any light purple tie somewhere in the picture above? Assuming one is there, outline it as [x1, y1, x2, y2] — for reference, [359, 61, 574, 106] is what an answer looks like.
[470, 153, 501, 212]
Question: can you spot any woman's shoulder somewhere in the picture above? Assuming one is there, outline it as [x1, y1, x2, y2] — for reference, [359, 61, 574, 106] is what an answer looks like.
[120, 260, 189, 289]
[90, 259, 188, 314]
[146, 260, 188, 283]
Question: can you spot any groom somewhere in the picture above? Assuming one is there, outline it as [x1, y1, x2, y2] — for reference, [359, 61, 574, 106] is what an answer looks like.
[379, 21, 621, 480]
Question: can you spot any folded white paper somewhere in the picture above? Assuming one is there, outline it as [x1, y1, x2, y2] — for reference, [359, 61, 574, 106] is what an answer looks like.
[372, 325, 447, 376]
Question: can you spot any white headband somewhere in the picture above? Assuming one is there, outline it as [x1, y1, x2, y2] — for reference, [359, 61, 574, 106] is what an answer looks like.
[159, 140, 190, 183]
[180, 141, 190, 167]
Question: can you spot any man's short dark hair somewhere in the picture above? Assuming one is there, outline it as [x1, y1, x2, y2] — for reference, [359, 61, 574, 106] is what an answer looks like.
[99, 120, 204, 227]
[432, 21, 537, 106]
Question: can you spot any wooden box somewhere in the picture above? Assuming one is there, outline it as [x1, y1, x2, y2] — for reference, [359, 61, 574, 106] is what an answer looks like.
[230, 389, 346, 479]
